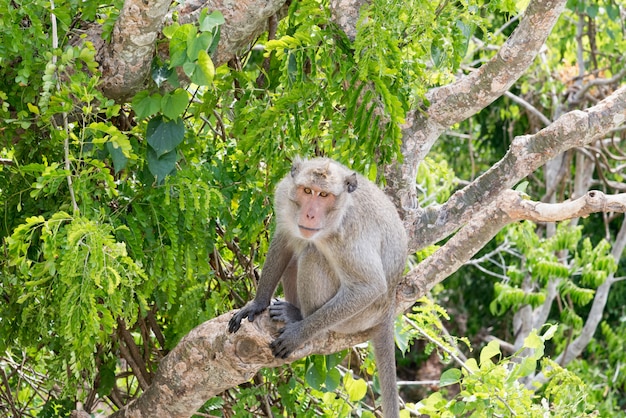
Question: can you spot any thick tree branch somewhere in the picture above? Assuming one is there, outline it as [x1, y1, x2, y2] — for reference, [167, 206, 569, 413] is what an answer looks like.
[386, 0, 568, 214]
[99, 0, 172, 101]
[407, 85, 626, 251]
[98, 0, 288, 101]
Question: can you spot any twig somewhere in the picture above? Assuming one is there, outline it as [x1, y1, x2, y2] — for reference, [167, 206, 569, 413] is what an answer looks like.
[50, 0, 79, 213]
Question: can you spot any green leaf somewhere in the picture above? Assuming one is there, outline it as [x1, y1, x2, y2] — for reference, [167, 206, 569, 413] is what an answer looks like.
[439, 368, 462, 387]
[132, 91, 162, 120]
[305, 356, 326, 390]
[170, 25, 195, 68]
[479, 339, 501, 366]
[187, 31, 212, 61]
[326, 351, 347, 369]
[430, 39, 446, 68]
[161, 89, 189, 120]
[195, 50, 215, 86]
[516, 356, 537, 378]
[325, 368, 341, 392]
[199, 10, 225, 32]
[343, 372, 367, 402]
[146, 115, 185, 158]
[146, 147, 177, 183]
[152, 64, 173, 87]
[106, 142, 128, 173]
[523, 331, 543, 350]
[162, 22, 180, 39]
[543, 324, 558, 340]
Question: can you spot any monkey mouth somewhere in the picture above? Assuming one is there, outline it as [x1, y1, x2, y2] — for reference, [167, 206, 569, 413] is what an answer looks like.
[298, 225, 321, 238]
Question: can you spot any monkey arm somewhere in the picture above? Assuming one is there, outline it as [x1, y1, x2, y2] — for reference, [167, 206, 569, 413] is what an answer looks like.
[270, 254, 388, 358]
[228, 232, 294, 333]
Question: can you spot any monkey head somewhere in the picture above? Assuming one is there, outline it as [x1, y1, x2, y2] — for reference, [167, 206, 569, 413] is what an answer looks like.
[278, 157, 358, 240]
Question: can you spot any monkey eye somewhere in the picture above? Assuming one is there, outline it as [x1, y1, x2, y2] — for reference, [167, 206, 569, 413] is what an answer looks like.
[319, 191, 329, 197]
[303, 187, 312, 195]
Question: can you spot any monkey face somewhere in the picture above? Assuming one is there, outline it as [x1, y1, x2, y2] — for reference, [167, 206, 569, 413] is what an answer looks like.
[294, 185, 337, 239]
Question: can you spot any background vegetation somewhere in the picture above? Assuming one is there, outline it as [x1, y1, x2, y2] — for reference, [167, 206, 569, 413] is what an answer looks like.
[1, 0, 626, 416]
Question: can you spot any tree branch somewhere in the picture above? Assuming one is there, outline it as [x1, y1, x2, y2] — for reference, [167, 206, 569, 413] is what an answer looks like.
[386, 0, 568, 214]
[97, 0, 288, 101]
[408, 85, 626, 251]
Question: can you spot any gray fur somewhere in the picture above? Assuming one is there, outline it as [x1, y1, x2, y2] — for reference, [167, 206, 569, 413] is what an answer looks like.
[229, 157, 407, 418]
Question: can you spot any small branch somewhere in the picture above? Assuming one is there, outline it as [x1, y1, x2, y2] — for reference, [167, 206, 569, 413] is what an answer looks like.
[500, 190, 626, 222]
[504, 91, 551, 126]
[50, 0, 79, 213]
[116, 319, 152, 390]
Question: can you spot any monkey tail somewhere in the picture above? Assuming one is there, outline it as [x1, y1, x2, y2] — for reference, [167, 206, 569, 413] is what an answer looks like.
[371, 312, 400, 418]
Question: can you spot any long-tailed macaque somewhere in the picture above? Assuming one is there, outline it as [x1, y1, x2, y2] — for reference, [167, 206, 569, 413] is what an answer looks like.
[228, 157, 407, 418]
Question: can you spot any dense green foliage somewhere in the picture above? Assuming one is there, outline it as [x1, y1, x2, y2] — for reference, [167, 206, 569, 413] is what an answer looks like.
[2, 0, 626, 416]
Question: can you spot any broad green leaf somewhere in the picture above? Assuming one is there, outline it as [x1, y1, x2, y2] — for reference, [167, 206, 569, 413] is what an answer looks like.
[152, 65, 173, 87]
[479, 339, 501, 366]
[146, 115, 185, 158]
[430, 39, 446, 68]
[199, 10, 225, 32]
[439, 368, 462, 387]
[162, 22, 180, 39]
[343, 372, 367, 402]
[326, 351, 347, 369]
[464, 358, 479, 373]
[187, 31, 212, 61]
[161, 89, 189, 120]
[146, 147, 177, 183]
[194, 50, 215, 86]
[325, 368, 341, 392]
[516, 356, 537, 378]
[170, 25, 195, 68]
[524, 331, 543, 350]
[543, 324, 558, 340]
[132, 91, 162, 120]
[305, 356, 326, 390]
[106, 142, 128, 173]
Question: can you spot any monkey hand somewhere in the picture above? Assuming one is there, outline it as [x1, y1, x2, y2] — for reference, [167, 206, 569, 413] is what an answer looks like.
[228, 300, 268, 333]
[269, 300, 303, 323]
[270, 322, 304, 359]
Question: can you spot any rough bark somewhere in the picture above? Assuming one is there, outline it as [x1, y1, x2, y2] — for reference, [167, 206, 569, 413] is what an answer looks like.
[386, 0, 568, 243]
[96, 0, 288, 101]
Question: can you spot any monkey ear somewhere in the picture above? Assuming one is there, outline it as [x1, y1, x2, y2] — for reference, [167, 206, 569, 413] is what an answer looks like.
[291, 157, 303, 178]
[345, 173, 357, 193]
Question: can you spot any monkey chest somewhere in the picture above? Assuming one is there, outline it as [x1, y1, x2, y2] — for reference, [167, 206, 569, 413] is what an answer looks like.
[295, 245, 341, 316]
